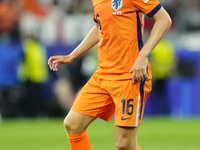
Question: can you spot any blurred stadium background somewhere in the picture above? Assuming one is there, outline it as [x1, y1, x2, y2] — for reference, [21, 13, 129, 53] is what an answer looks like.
[0, 0, 200, 149]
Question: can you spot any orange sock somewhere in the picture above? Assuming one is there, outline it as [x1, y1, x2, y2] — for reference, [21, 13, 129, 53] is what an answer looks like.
[137, 145, 142, 150]
[68, 131, 91, 150]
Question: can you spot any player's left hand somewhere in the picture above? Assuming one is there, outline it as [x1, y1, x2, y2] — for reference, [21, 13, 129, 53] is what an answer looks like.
[129, 53, 148, 83]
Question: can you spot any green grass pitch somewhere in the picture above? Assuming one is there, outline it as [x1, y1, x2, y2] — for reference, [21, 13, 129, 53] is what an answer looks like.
[0, 117, 199, 150]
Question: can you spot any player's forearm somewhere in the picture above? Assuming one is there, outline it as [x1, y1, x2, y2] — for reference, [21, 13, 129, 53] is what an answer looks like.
[69, 26, 99, 61]
[139, 8, 172, 57]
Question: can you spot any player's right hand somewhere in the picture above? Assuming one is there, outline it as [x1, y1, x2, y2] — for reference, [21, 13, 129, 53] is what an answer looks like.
[48, 55, 73, 71]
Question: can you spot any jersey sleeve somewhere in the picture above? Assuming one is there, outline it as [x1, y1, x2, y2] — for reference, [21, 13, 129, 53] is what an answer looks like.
[132, 0, 162, 17]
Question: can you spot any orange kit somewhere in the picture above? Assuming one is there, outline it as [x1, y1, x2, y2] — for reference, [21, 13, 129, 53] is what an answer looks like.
[72, 0, 161, 127]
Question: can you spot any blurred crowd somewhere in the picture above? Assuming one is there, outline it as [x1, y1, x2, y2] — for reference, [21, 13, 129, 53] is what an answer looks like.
[0, 0, 200, 118]
[0, 0, 94, 44]
[1, 0, 200, 43]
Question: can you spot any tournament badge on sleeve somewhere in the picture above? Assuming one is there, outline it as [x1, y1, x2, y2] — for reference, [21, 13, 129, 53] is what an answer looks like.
[143, 0, 149, 3]
[111, 0, 123, 11]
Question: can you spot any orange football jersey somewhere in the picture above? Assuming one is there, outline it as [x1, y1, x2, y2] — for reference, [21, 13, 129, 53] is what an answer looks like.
[92, 0, 161, 80]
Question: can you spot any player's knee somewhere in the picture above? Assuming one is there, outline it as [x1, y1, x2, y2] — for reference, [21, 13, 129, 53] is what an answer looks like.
[115, 138, 126, 150]
[116, 143, 137, 150]
[63, 117, 76, 133]
[116, 142, 133, 150]
[63, 117, 83, 134]
[115, 138, 137, 150]
[116, 143, 126, 150]
[63, 117, 69, 130]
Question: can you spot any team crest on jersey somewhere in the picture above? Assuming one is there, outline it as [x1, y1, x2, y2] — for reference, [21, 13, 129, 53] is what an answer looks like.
[111, 0, 123, 11]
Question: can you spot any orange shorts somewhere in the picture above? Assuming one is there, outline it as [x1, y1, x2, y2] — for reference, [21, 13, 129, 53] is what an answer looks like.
[71, 75, 152, 127]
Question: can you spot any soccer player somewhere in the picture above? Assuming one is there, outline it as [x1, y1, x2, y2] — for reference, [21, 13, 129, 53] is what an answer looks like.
[48, 0, 171, 149]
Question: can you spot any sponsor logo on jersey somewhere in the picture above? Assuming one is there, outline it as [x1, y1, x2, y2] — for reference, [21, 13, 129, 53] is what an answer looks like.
[143, 0, 149, 3]
[111, 0, 123, 11]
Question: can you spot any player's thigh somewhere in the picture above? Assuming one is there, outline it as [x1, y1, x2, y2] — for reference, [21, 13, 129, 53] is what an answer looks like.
[111, 79, 152, 127]
[115, 126, 139, 149]
[64, 110, 96, 134]
[71, 76, 115, 122]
